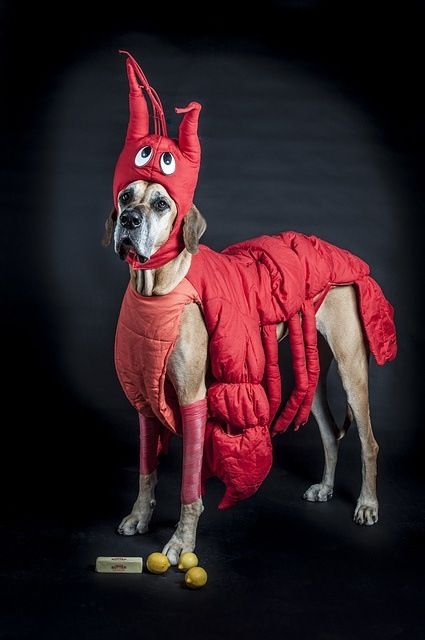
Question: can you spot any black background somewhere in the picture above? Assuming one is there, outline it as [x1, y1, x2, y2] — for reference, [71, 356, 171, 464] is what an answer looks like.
[1, 1, 424, 638]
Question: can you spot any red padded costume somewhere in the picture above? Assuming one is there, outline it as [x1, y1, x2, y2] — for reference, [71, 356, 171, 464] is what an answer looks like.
[112, 53, 397, 509]
[115, 231, 397, 509]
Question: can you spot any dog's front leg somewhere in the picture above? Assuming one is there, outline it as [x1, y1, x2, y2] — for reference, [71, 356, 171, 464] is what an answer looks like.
[162, 398, 208, 565]
[118, 414, 160, 535]
[162, 301, 209, 565]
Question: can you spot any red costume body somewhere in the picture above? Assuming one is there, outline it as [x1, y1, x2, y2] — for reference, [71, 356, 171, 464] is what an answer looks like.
[115, 231, 397, 509]
[112, 52, 397, 509]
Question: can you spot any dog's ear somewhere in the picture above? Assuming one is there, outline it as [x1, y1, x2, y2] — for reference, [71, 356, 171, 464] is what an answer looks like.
[101, 208, 117, 247]
[182, 204, 207, 254]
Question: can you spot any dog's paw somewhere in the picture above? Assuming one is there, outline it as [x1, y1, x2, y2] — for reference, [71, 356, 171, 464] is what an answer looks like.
[162, 534, 194, 566]
[117, 512, 150, 536]
[353, 502, 378, 526]
[303, 483, 333, 502]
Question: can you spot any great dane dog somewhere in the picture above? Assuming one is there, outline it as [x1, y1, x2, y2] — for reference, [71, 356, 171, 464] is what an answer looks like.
[103, 179, 379, 566]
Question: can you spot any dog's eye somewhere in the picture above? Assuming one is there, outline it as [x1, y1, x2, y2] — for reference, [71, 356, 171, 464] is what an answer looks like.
[135, 145, 153, 167]
[155, 199, 169, 212]
[120, 192, 131, 204]
[160, 152, 176, 175]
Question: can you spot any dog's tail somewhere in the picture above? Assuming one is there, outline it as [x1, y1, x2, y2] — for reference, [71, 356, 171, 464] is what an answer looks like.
[336, 404, 354, 441]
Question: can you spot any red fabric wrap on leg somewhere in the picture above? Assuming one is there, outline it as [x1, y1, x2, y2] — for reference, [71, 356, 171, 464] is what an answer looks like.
[180, 397, 208, 504]
[139, 414, 161, 475]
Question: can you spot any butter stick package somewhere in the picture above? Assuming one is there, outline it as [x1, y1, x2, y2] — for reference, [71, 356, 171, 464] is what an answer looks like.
[95, 557, 143, 574]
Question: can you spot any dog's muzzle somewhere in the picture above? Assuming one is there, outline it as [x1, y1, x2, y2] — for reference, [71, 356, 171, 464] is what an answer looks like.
[119, 209, 142, 230]
[116, 209, 149, 263]
[118, 238, 149, 263]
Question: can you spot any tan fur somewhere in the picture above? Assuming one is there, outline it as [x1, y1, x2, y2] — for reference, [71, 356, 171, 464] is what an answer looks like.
[118, 470, 158, 535]
[166, 302, 209, 405]
[111, 181, 380, 565]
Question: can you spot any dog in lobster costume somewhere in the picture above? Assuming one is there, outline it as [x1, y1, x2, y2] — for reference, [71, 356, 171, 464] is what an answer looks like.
[104, 52, 397, 564]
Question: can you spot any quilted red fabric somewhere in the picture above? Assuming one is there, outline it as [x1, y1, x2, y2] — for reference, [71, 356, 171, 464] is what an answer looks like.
[114, 231, 397, 510]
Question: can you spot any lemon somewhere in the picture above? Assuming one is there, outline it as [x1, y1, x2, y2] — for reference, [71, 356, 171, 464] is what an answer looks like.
[178, 552, 199, 572]
[185, 566, 208, 589]
[146, 552, 170, 574]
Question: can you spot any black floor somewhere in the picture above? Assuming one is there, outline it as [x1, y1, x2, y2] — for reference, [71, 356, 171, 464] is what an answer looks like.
[2, 425, 424, 640]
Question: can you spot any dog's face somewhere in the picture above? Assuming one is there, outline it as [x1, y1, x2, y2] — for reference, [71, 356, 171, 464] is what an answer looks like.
[115, 180, 177, 264]
[102, 179, 206, 264]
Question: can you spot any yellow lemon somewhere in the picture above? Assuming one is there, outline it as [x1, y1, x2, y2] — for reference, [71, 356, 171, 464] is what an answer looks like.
[178, 552, 199, 572]
[185, 566, 208, 589]
[146, 552, 170, 574]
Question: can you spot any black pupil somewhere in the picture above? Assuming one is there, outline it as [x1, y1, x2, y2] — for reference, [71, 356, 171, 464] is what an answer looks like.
[141, 146, 152, 158]
[163, 152, 172, 165]
[122, 193, 129, 202]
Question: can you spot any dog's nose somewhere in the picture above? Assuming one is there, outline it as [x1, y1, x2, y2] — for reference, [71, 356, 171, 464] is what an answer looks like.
[120, 210, 142, 229]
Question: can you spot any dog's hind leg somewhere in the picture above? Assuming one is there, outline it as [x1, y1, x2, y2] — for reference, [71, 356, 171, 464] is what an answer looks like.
[117, 414, 160, 535]
[162, 302, 209, 565]
[316, 286, 379, 525]
[303, 333, 341, 502]
[339, 349, 379, 526]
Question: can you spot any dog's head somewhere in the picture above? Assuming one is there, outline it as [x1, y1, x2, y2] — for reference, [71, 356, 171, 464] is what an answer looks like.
[102, 179, 207, 266]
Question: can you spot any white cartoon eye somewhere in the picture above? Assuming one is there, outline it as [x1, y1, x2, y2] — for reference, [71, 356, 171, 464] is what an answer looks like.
[160, 152, 176, 175]
[135, 146, 153, 167]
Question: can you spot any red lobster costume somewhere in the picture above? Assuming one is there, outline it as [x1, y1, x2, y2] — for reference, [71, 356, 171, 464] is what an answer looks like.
[112, 52, 397, 509]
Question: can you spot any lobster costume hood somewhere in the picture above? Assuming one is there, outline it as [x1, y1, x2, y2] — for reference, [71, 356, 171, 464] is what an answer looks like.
[113, 51, 201, 270]
[113, 52, 397, 509]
